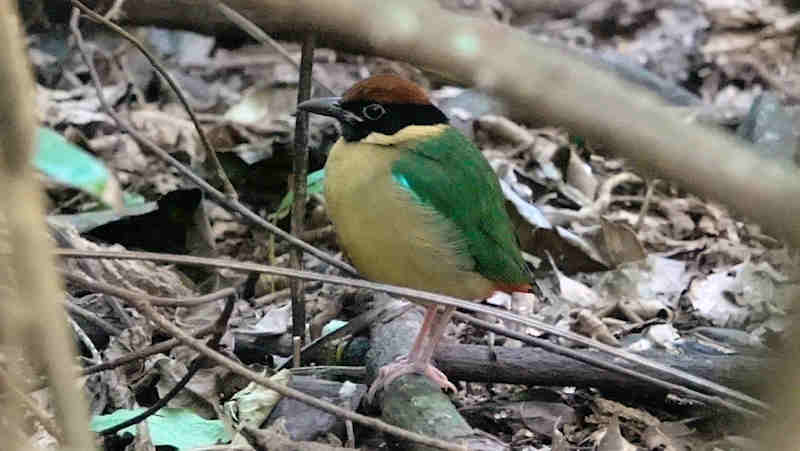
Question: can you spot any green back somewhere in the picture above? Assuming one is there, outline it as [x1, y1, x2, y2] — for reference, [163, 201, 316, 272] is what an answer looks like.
[391, 126, 530, 286]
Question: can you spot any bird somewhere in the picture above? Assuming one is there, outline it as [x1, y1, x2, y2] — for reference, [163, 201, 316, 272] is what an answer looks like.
[298, 74, 531, 401]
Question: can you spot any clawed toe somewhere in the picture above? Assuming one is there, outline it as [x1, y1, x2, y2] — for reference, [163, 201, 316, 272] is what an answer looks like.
[366, 359, 457, 404]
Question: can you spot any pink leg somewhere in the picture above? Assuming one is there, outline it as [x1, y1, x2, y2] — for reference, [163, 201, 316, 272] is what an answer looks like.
[417, 307, 455, 364]
[366, 306, 458, 402]
[406, 305, 437, 361]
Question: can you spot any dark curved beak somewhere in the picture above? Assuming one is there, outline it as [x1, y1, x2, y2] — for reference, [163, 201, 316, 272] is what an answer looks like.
[297, 97, 362, 124]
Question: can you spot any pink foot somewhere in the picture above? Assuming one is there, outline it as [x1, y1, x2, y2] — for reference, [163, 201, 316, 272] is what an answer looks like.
[366, 357, 458, 403]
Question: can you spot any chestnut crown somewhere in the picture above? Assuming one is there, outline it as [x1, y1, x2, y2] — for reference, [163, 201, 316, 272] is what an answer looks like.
[298, 74, 448, 142]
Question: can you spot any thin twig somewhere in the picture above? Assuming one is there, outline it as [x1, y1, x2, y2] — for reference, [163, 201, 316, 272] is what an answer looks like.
[293, 336, 302, 368]
[252, 287, 291, 306]
[68, 316, 102, 365]
[101, 0, 126, 20]
[0, 368, 63, 442]
[213, 1, 335, 96]
[55, 248, 768, 416]
[104, 294, 135, 329]
[289, 33, 315, 348]
[64, 271, 237, 306]
[68, 9, 357, 277]
[81, 324, 216, 377]
[70, 0, 238, 199]
[635, 179, 658, 231]
[64, 297, 124, 336]
[81, 274, 469, 451]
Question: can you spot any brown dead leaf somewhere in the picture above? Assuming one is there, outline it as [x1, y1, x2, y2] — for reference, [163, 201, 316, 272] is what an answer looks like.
[642, 420, 695, 451]
[551, 420, 569, 451]
[102, 325, 154, 409]
[519, 401, 577, 437]
[597, 418, 636, 451]
[620, 298, 673, 321]
[310, 293, 344, 340]
[151, 353, 227, 419]
[570, 309, 620, 346]
[129, 106, 204, 166]
[598, 218, 646, 267]
[592, 398, 660, 427]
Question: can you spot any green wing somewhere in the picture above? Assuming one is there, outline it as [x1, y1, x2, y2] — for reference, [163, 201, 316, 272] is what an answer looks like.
[391, 126, 530, 286]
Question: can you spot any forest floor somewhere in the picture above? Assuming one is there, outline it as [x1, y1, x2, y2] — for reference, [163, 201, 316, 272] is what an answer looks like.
[22, 0, 800, 450]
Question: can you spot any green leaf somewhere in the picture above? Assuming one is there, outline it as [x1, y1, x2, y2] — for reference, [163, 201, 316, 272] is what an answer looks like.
[34, 127, 123, 209]
[269, 168, 326, 221]
[90, 407, 230, 450]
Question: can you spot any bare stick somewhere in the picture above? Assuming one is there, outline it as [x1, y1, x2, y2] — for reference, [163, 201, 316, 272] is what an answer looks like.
[67, 7, 357, 276]
[63, 271, 237, 306]
[64, 298, 124, 336]
[293, 336, 302, 368]
[289, 33, 315, 346]
[70, 0, 238, 199]
[55, 248, 768, 415]
[252, 287, 291, 306]
[635, 179, 658, 230]
[68, 316, 102, 365]
[213, 0, 335, 95]
[0, 3, 93, 448]
[82, 324, 215, 377]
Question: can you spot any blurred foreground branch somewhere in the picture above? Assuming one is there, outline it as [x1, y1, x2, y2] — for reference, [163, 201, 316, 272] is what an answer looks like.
[0, 2, 93, 450]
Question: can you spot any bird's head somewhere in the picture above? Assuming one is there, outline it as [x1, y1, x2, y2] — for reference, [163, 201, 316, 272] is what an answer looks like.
[298, 74, 448, 142]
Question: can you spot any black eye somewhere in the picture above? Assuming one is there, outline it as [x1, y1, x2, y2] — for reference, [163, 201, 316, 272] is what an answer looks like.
[362, 103, 386, 120]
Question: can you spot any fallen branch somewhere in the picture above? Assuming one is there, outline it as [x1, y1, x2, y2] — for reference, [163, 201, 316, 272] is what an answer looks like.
[304, 311, 767, 404]
[63, 270, 238, 306]
[436, 343, 767, 398]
